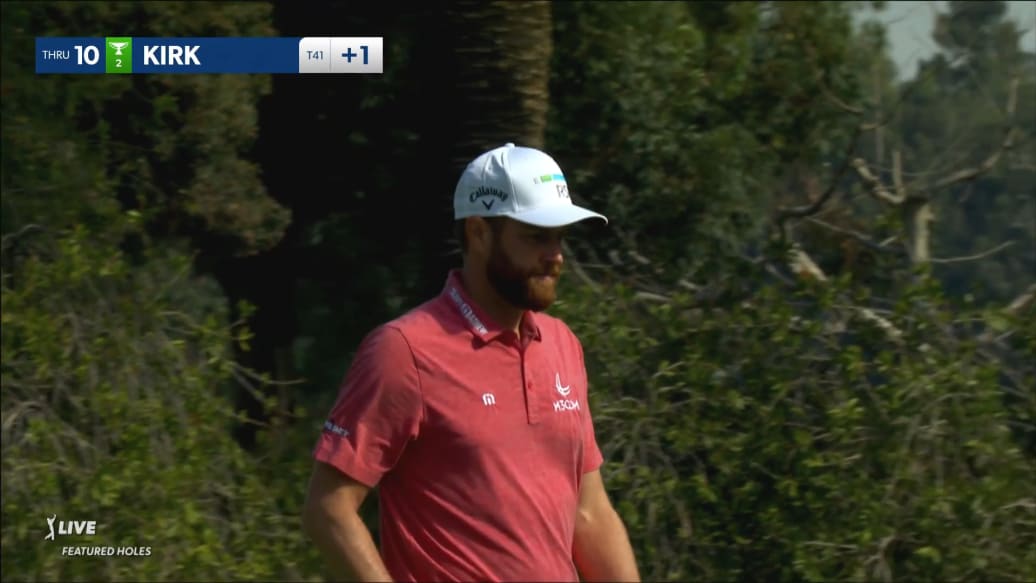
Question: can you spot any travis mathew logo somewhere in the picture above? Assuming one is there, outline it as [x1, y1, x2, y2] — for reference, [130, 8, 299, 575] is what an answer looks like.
[469, 186, 509, 210]
[45, 514, 152, 557]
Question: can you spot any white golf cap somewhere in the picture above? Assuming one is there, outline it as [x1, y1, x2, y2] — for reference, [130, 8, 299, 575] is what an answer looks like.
[453, 143, 608, 227]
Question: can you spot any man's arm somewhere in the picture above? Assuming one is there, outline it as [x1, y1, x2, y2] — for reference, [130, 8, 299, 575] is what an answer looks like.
[572, 469, 640, 582]
[302, 461, 393, 582]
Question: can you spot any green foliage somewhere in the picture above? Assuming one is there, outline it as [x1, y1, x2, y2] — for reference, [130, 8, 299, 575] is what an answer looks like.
[0, 1, 289, 255]
[548, 1, 752, 274]
[933, 1, 1024, 65]
[548, 2, 865, 277]
[0, 225, 322, 581]
[551, 273, 1036, 581]
[889, 0, 1035, 303]
[3, 2, 1032, 581]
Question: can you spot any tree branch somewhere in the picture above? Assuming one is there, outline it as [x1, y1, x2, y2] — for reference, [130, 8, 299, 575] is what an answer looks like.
[852, 157, 906, 205]
[805, 217, 902, 255]
[930, 240, 1016, 264]
[929, 77, 1019, 192]
[892, 149, 906, 201]
[1005, 283, 1036, 317]
[634, 291, 671, 303]
[562, 241, 602, 294]
[814, 68, 864, 115]
[785, 245, 905, 343]
[929, 130, 1017, 191]
[775, 124, 864, 242]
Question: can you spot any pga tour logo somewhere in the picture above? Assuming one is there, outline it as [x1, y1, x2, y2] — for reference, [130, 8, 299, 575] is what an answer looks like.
[45, 514, 96, 540]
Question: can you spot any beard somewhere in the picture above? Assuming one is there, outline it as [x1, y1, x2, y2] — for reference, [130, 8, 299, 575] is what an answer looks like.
[486, 242, 561, 312]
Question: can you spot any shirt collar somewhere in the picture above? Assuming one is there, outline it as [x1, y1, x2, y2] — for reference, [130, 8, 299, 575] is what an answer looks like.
[440, 269, 542, 345]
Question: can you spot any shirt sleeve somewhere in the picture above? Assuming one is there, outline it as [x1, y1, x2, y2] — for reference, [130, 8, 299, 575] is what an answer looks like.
[577, 340, 604, 474]
[312, 324, 423, 487]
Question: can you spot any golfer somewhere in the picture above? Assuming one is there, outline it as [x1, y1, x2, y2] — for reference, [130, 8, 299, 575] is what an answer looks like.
[302, 143, 640, 582]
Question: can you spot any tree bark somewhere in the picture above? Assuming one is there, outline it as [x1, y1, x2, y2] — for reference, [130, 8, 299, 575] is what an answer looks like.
[445, 0, 553, 165]
[902, 197, 934, 265]
[412, 0, 555, 298]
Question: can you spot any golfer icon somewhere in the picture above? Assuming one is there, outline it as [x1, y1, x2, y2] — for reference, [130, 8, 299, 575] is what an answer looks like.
[45, 514, 56, 541]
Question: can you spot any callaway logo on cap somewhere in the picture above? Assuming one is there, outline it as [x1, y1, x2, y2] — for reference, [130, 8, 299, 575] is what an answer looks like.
[453, 143, 608, 227]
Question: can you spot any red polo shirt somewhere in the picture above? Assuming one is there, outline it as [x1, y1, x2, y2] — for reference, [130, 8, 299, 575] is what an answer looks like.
[312, 269, 603, 582]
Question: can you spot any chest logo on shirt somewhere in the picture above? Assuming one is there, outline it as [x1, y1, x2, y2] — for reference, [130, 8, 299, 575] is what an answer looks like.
[555, 373, 571, 397]
[553, 372, 580, 412]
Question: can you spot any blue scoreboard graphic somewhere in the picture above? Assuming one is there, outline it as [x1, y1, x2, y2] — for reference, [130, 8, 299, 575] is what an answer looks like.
[35, 37, 384, 74]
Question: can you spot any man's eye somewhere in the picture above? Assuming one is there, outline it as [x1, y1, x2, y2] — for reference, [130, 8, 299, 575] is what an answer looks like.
[527, 231, 564, 244]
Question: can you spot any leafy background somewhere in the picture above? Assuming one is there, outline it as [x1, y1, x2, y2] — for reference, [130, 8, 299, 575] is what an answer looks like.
[2, 1, 1034, 581]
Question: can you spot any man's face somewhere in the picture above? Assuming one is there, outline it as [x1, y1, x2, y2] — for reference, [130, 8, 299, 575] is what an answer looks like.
[484, 219, 567, 312]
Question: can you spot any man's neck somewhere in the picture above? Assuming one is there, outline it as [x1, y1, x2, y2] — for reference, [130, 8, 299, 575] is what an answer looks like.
[459, 267, 523, 335]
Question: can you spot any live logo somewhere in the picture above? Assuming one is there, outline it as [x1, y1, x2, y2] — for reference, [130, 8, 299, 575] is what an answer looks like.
[57, 520, 96, 535]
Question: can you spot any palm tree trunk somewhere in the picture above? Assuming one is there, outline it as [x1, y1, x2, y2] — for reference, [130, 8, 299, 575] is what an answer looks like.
[413, 1, 555, 297]
[445, 0, 554, 165]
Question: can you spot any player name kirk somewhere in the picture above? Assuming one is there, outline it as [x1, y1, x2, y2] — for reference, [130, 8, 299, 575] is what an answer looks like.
[143, 45, 200, 66]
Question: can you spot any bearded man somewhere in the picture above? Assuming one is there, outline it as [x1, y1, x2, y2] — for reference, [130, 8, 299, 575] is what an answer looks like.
[302, 143, 640, 582]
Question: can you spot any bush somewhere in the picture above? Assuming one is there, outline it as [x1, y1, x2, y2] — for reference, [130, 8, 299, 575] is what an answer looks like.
[551, 270, 1036, 581]
[1, 224, 320, 582]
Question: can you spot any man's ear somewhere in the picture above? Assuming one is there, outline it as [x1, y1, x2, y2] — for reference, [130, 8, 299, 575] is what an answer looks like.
[465, 217, 491, 255]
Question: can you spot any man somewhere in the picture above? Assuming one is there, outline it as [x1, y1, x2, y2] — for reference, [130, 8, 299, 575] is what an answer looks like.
[302, 143, 640, 582]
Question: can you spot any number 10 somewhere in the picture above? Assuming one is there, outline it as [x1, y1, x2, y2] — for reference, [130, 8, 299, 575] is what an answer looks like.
[74, 45, 100, 65]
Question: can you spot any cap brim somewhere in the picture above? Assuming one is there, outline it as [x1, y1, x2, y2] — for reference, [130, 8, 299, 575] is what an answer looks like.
[508, 204, 608, 228]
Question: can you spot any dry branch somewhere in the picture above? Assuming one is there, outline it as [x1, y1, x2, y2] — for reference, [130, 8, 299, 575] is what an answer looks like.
[789, 246, 828, 281]
[1005, 283, 1036, 316]
[562, 241, 601, 294]
[805, 218, 900, 255]
[775, 124, 864, 241]
[787, 246, 906, 344]
[930, 129, 1018, 191]
[853, 157, 906, 206]
[892, 150, 906, 200]
[634, 291, 671, 303]
[815, 68, 864, 115]
[930, 77, 1020, 192]
[930, 241, 1016, 265]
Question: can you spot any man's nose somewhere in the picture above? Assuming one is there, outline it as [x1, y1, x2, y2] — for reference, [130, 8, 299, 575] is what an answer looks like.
[545, 239, 564, 265]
